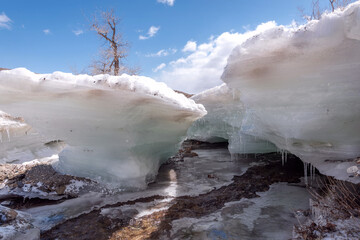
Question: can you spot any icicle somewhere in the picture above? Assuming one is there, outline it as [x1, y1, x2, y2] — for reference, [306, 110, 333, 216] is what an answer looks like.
[281, 150, 284, 166]
[310, 198, 315, 217]
[6, 128, 10, 141]
[311, 164, 315, 182]
[304, 162, 308, 185]
[313, 164, 315, 181]
[312, 164, 315, 181]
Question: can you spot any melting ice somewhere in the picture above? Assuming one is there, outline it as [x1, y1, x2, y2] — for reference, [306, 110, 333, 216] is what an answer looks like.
[0, 68, 206, 188]
[187, 84, 276, 155]
[221, 2, 360, 182]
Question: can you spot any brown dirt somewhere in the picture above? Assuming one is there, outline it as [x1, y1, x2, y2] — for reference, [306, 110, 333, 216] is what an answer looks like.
[3, 164, 90, 195]
[174, 90, 194, 98]
[40, 196, 166, 240]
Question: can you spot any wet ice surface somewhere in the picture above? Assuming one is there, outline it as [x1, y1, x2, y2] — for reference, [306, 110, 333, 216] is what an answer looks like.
[23, 147, 310, 240]
[169, 183, 310, 240]
[150, 148, 252, 197]
[24, 148, 251, 231]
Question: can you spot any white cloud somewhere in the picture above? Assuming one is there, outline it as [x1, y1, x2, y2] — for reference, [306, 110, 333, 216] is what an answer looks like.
[43, 29, 51, 35]
[72, 29, 84, 36]
[139, 26, 160, 40]
[157, 21, 277, 93]
[153, 63, 166, 72]
[182, 40, 197, 52]
[149, 26, 160, 37]
[146, 48, 177, 57]
[139, 35, 148, 40]
[157, 0, 175, 6]
[0, 12, 12, 30]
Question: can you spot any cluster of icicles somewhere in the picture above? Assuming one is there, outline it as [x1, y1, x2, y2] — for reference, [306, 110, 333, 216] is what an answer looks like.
[0, 128, 11, 142]
[280, 149, 316, 185]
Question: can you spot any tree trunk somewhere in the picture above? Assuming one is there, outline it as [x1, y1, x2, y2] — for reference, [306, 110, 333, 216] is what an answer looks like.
[113, 44, 119, 76]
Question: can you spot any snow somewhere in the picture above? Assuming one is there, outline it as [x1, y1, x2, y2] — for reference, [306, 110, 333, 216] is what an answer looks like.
[0, 68, 205, 113]
[0, 68, 206, 188]
[221, 1, 360, 182]
[188, 84, 277, 154]
[0, 206, 40, 240]
[64, 180, 86, 194]
[295, 197, 360, 239]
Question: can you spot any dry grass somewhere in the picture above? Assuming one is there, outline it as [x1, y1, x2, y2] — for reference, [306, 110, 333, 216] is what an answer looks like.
[294, 176, 360, 239]
[309, 176, 360, 218]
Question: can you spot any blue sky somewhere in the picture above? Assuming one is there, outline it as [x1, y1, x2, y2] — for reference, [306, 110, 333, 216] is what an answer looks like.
[0, 0, 337, 92]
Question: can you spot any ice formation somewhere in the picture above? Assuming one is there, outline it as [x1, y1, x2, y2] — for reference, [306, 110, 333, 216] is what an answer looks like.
[0, 206, 40, 240]
[169, 183, 310, 240]
[0, 110, 29, 143]
[0, 111, 65, 165]
[0, 68, 206, 188]
[222, 2, 360, 182]
[187, 84, 276, 154]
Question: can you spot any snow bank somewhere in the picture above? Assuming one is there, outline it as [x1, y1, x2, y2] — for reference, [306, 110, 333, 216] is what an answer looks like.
[222, 2, 360, 182]
[0, 69, 206, 188]
[187, 84, 276, 154]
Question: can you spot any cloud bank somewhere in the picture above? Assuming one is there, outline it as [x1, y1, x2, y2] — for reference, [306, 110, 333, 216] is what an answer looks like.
[182, 40, 197, 52]
[156, 21, 278, 93]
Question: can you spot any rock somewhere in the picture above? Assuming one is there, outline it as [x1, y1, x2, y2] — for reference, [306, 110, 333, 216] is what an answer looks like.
[183, 152, 198, 158]
[0, 208, 18, 223]
[0, 206, 40, 240]
[17, 181, 24, 188]
[0, 201, 11, 206]
[56, 185, 66, 195]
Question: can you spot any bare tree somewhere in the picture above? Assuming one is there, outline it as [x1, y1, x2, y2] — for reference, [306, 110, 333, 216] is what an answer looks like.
[91, 9, 138, 76]
[329, 0, 336, 11]
[298, 0, 321, 21]
[333, 0, 354, 10]
[89, 48, 113, 75]
[312, 0, 322, 19]
[299, 0, 353, 21]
